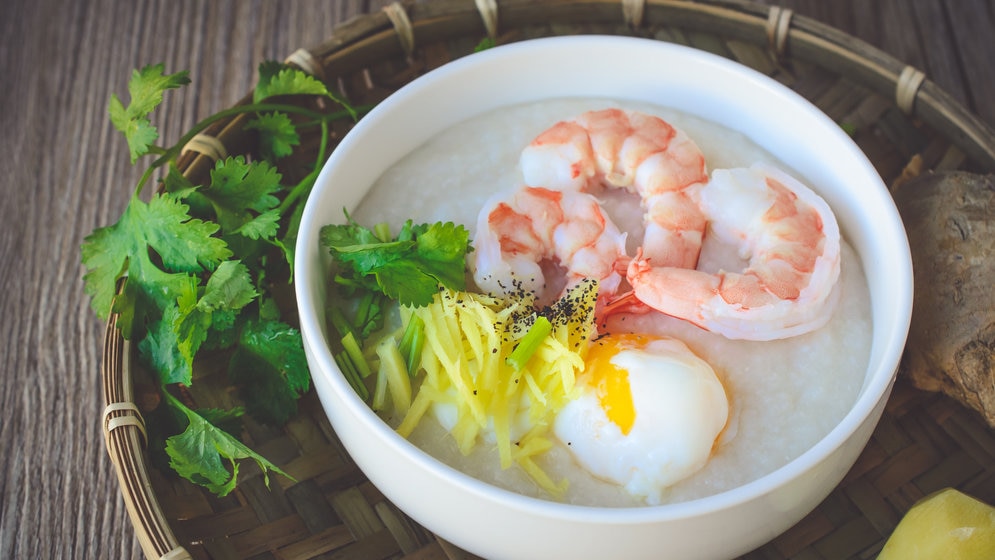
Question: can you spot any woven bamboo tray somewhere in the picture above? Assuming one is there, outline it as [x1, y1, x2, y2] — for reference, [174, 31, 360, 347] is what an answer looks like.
[101, 1, 995, 558]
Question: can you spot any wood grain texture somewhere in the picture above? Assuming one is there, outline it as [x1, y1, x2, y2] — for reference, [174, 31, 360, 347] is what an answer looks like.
[0, 0, 991, 557]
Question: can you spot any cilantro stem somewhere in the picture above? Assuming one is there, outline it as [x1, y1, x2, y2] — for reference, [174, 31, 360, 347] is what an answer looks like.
[277, 118, 329, 215]
[136, 104, 358, 197]
[506, 316, 552, 371]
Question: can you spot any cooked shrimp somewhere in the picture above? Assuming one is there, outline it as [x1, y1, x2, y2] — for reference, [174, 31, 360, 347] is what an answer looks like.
[520, 108, 709, 269]
[470, 185, 627, 303]
[625, 163, 841, 341]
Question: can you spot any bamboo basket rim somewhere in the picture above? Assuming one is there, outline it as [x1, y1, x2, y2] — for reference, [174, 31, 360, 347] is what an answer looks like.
[100, 2, 995, 559]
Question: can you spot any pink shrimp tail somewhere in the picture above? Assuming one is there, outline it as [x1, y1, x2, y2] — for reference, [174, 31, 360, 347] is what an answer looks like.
[612, 253, 633, 276]
[595, 289, 653, 332]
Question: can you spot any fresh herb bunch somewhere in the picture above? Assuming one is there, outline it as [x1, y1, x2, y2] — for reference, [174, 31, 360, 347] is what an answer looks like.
[82, 61, 360, 496]
[318, 216, 472, 398]
[321, 217, 472, 328]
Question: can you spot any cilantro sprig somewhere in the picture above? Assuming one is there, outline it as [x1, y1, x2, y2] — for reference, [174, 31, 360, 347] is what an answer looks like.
[319, 216, 471, 388]
[83, 62, 364, 496]
[321, 216, 471, 328]
[108, 64, 191, 162]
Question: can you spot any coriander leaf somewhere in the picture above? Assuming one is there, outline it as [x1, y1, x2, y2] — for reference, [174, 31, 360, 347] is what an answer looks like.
[140, 278, 201, 387]
[139, 261, 257, 386]
[474, 37, 496, 52]
[162, 164, 196, 194]
[319, 222, 382, 248]
[244, 112, 300, 160]
[233, 209, 281, 240]
[210, 307, 238, 333]
[173, 278, 209, 384]
[108, 63, 190, 162]
[175, 260, 257, 382]
[110, 277, 141, 337]
[80, 224, 130, 320]
[254, 62, 331, 103]
[163, 165, 213, 218]
[107, 105, 158, 164]
[237, 319, 310, 397]
[198, 260, 258, 312]
[81, 192, 231, 321]
[144, 193, 230, 272]
[332, 239, 413, 272]
[374, 260, 442, 307]
[228, 318, 310, 425]
[254, 61, 355, 119]
[126, 63, 192, 116]
[195, 406, 245, 439]
[164, 393, 291, 496]
[200, 156, 282, 235]
[201, 307, 239, 351]
[410, 221, 471, 290]
[228, 347, 299, 425]
[140, 303, 192, 386]
[319, 219, 471, 309]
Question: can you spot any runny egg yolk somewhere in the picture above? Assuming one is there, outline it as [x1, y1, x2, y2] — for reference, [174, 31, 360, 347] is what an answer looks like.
[586, 333, 651, 435]
[554, 332, 730, 504]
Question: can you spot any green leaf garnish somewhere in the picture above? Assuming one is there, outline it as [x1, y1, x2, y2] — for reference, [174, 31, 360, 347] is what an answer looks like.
[164, 393, 292, 496]
[255, 61, 331, 103]
[83, 58, 364, 497]
[244, 111, 300, 160]
[320, 219, 471, 309]
[81, 192, 231, 321]
[200, 156, 282, 236]
[108, 64, 191, 163]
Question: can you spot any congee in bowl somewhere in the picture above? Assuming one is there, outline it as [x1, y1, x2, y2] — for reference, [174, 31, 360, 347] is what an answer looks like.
[345, 99, 870, 507]
[295, 36, 912, 559]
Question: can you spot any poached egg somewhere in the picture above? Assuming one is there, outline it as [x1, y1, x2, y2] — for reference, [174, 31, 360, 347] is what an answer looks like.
[554, 333, 729, 504]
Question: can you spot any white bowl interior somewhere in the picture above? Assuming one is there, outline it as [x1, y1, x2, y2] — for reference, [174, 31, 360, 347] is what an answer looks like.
[295, 36, 913, 559]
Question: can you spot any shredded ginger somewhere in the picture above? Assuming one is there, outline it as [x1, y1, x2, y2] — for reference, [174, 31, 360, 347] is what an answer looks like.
[394, 280, 598, 496]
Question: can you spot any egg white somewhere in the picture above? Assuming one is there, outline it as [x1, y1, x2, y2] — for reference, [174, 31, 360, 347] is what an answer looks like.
[554, 336, 729, 504]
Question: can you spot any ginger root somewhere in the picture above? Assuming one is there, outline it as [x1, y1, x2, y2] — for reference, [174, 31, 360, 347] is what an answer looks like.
[892, 171, 995, 428]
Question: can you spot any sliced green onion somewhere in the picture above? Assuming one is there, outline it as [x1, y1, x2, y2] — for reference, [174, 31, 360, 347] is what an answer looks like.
[327, 304, 357, 342]
[332, 274, 363, 289]
[398, 314, 425, 377]
[355, 292, 386, 338]
[355, 291, 374, 328]
[341, 331, 372, 378]
[376, 337, 411, 415]
[335, 351, 369, 400]
[371, 362, 389, 411]
[506, 315, 552, 371]
[373, 222, 392, 243]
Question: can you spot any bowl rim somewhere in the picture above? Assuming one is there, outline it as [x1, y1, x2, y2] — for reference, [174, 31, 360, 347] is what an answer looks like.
[295, 35, 914, 523]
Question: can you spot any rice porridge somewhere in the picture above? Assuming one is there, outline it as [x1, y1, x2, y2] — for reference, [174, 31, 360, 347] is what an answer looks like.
[348, 98, 872, 507]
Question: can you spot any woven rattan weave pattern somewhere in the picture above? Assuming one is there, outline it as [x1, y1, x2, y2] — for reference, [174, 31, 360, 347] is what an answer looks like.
[102, 2, 995, 558]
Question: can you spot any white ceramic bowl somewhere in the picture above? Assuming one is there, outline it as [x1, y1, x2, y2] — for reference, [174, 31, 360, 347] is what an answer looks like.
[295, 36, 913, 559]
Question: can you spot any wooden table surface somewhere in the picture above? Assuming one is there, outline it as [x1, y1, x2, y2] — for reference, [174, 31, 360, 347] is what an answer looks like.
[2, 0, 993, 557]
